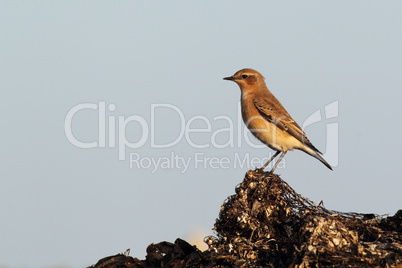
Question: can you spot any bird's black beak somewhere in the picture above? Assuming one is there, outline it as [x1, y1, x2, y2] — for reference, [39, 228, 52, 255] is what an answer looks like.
[223, 76, 235, 81]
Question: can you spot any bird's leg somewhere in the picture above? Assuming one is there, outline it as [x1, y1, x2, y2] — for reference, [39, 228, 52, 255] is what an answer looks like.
[259, 151, 281, 171]
[269, 151, 287, 174]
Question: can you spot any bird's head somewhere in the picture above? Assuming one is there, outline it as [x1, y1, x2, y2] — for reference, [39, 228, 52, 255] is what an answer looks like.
[223, 68, 266, 92]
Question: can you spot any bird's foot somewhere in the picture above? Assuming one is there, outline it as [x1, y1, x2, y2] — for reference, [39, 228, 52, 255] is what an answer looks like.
[255, 167, 265, 173]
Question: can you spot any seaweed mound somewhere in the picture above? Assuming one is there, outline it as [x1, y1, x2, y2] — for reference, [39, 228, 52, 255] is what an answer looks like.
[211, 170, 402, 267]
[89, 170, 402, 268]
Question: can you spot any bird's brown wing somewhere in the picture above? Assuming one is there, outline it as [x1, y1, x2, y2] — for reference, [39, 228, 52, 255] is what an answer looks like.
[253, 98, 321, 153]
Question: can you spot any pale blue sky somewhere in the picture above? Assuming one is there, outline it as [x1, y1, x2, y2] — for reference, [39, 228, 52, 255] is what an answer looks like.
[1, 1, 402, 267]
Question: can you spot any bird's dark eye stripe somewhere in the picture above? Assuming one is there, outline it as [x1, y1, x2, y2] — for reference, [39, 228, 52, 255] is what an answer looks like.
[242, 75, 248, 79]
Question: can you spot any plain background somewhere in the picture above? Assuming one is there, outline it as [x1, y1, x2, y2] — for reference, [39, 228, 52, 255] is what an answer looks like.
[1, 1, 401, 267]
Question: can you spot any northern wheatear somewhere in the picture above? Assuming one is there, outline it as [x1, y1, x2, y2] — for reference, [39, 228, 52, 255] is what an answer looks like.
[224, 68, 332, 173]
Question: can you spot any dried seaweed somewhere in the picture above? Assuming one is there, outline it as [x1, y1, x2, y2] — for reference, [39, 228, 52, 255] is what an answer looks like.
[211, 170, 402, 267]
[90, 170, 402, 268]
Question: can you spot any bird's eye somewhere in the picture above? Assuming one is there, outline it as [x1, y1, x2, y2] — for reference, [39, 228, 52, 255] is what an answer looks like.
[242, 75, 248, 79]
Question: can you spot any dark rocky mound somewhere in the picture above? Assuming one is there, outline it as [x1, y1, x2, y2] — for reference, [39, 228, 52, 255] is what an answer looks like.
[89, 170, 402, 268]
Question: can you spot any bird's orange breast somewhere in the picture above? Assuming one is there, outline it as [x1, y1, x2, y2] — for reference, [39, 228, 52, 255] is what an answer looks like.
[241, 94, 301, 152]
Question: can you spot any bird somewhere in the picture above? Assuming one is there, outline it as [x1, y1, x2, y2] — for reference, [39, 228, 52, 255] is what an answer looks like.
[223, 68, 332, 173]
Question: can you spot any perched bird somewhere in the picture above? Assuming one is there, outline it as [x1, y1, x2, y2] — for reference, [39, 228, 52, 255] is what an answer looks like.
[224, 68, 332, 173]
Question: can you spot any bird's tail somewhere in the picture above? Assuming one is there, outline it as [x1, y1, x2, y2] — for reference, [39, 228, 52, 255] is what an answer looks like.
[302, 147, 333, 170]
[312, 151, 333, 170]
